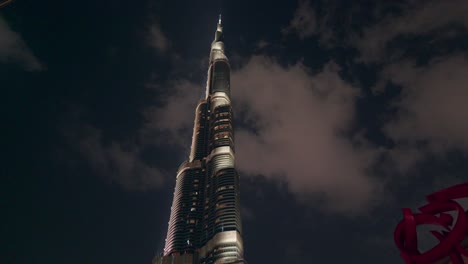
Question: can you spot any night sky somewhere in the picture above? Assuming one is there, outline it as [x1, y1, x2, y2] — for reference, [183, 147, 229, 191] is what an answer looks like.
[3, 0, 468, 263]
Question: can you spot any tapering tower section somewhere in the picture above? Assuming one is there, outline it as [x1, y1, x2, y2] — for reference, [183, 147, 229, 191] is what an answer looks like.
[154, 16, 245, 264]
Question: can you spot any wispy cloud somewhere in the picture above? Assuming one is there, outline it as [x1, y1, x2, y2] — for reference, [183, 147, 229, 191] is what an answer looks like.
[255, 40, 270, 51]
[0, 16, 44, 71]
[76, 125, 166, 191]
[282, 0, 317, 39]
[353, 0, 468, 63]
[148, 22, 170, 53]
[282, 0, 358, 48]
[68, 81, 204, 191]
[285, 0, 468, 54]
[383, 55, 468, 156]
[141, 80, 203, 149]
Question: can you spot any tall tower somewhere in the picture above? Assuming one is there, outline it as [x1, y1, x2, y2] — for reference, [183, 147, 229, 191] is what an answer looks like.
[154, 16, 245, 264]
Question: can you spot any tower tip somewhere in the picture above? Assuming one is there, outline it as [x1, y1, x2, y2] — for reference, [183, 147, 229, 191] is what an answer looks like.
[219, 14, 222, 25]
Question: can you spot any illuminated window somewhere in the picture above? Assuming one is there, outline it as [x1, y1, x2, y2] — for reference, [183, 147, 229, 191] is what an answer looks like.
[191, 208, 196, 212]
[189, 219, 196, 224]
[215, 132, 230, 139]
[192, 202, 197, 206]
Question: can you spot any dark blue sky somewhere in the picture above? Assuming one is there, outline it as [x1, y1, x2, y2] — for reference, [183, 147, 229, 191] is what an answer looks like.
[3, 0, 468, 263]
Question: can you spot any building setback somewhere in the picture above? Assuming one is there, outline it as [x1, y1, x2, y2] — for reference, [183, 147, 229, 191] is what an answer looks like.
[153, 16, 245, 264]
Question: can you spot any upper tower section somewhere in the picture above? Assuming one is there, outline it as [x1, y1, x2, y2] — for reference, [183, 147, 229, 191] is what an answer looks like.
[207, 15, 231, 98]
[209, 14, 228, 63]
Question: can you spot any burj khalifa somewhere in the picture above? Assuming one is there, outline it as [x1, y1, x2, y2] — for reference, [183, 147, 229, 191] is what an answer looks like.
[153, 16, 245, 264]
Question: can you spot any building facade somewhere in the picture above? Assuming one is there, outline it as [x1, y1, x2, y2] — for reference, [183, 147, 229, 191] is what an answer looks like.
[153, 17, 245, 264]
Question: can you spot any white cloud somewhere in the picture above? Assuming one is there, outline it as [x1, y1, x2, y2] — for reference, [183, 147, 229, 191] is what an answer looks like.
[0, 16, 44, 71]
[383, 55, 468, 153]
[232, 57, 380, 213]
[149, 56, 382, 214]
[148, 22, 169, 53]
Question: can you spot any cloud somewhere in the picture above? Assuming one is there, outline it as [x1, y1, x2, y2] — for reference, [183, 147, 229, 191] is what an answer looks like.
[341, 0, 468, 176]
[353, 0, 468, 63]
[232, 57, 381, 213]
[285, 0, 468, 56]
[255, 40, 270, 50]
[69, 74, 203, 192]
[283, 0, 358, 48]
[150, 56, 382, 214]
[382, 55, 468, 154]
[0, 16, 44, 71]
[283, 0, 317, 39]
[142, 80, 203, 148]
[148, 22, 169, 53]
[78, 126, 166, 191]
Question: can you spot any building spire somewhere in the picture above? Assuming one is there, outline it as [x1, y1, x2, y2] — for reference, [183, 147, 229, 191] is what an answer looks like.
[216, 14, 223, 33]
[214, 14, 224, 43]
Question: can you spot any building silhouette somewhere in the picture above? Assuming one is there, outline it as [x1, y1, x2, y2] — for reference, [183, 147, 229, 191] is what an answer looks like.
[154, 16, 245, 264]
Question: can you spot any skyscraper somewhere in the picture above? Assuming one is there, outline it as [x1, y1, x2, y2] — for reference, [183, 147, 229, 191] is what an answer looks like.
[153, 16, 245, 264]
